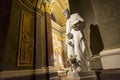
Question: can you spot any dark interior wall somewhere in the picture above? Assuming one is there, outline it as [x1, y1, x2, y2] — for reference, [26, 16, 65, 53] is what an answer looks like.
[0, 0, 46, 71]
[0, 0, 12, 71]
[0, 0, 57, 80]
[36, 13, 46, 68]
[2, 0, 36, 70]
[36, 14, 42, 69]
[69, 0, 83, 15]
[91, 0, 120, 49]
[80, 0, 97, 55]
[69, 0, 120, 51]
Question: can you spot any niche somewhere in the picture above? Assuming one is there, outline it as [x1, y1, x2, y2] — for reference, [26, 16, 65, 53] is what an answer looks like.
[90, 24, 104, 56]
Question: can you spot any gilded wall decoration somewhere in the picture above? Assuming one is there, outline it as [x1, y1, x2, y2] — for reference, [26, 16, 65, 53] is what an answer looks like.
[17, 10, 34, 66]
[37, 0, 45, 11]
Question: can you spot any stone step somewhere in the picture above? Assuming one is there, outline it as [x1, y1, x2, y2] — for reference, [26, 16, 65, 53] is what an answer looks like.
[79, 71, 100, 80]
[100, 69, 120, 80]
[79, 71, 96, 77]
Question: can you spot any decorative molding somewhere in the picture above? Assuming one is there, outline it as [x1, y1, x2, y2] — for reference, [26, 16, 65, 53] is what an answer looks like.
[51, 20, 66, 34]
[51, 20, 65, 41]
[0, 69, 45, 78]
[100, 48, 120, 57]
[27, 0, 37, 7]
[0, 66, 57, 78]
[19, 0, 37, 7]
[100, 48, 120, 69]
[37, 0, 45, 12]
[92, 48, 120, 59]
[42, 66, 57, 73]
[36, 11, 44, 16]
[18, 0, 35, 13]
[80, 75, 96, 79]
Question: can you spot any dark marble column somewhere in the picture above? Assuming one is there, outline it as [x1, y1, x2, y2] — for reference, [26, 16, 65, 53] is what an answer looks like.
[45, 9, 54, 66]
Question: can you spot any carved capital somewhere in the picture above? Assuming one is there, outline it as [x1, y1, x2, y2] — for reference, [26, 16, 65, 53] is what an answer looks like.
[43, 1, 52, 14]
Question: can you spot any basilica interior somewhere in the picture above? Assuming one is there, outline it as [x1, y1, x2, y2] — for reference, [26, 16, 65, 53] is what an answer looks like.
[1, 0, 120, 80]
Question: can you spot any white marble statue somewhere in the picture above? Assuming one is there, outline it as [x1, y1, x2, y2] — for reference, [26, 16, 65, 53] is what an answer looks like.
[69, 13, 85, 61]
[62, 9, 75, 59]
[63, 9, 90, 71]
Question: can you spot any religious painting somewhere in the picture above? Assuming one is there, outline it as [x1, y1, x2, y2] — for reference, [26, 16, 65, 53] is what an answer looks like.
[17, 10, 34, 66]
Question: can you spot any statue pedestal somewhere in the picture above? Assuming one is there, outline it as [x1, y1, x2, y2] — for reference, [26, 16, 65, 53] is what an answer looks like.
[67, 70, 80, 80]
[79, 71, 98, 80]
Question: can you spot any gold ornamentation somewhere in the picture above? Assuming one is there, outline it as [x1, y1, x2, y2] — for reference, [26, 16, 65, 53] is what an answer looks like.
[17, 10, 34, 66]
[43, 1, 52, 14]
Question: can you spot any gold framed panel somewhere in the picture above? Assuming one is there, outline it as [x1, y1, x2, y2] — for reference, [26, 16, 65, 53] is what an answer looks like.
[17, 10, 34, 66]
